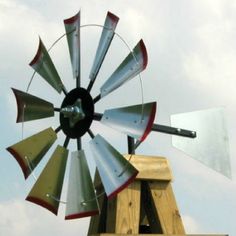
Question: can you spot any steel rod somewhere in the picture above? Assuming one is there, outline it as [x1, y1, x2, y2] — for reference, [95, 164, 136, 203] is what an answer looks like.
[54, 108, 61, 112]
[55, 126, 62, 133]
[128, 136, 135, 154]
[93, 94, 101, 104]
[88, 129, 95, 139]
[93, 112, 103, 121]
[76, 75, 80, 88]
[62, 87, 68, 96]
[77, 138, 82, 150]
[93, 112, 196, 138]
[152, 124, 196, 138]
[63, 136, 70, 148]
[87, 80, 95, 93]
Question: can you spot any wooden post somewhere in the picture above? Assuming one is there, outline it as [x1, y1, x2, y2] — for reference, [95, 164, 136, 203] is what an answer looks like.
[88, 155, 228, 236]
[114, 181, 141, 234]
[87, 171, 107, 234]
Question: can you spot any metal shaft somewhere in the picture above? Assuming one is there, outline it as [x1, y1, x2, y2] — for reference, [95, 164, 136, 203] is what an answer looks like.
[152, 124, 196, 138]
[93, 112, 196, 138]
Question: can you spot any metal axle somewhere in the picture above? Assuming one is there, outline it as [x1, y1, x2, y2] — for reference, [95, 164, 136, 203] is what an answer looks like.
[93, 112, 197, 138]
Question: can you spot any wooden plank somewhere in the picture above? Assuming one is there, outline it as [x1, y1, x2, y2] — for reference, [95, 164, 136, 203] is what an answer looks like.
[124, 155, 172, 181]
[148, 181, 185, 234]
[115, 181, 141, 234]
[88, 170, 107, 234]
[106, 195, 117, 233]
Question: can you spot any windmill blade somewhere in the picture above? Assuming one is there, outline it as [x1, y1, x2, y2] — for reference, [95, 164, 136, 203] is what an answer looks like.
[64, 11, 81, 82]
[26, 145, 68, 215]
[101, 102, 156, 141]
[89, 12, 119, 83]
[171, 108, 231, 178]
[6, 127, 57, 179]
[12, 88, 54, 123]
[90, 134, 138, 199]
[100, 39, 148, 98]
[65, 150, 99, 220]
[29, 38, 65, 94]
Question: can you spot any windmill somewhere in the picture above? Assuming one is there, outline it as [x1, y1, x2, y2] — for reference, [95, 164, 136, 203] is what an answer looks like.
[7, 11, 230, 235]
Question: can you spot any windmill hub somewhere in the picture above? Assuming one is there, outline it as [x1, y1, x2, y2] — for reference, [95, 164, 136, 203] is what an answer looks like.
[59, 87, 94, 139]
[61, 98, 86, 128]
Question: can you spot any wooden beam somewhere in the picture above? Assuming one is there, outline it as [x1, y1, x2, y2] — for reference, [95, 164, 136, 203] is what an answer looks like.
[124, 155, 172, 181]
[88, 170, 107, 234]
[115, 181, 141, 234]
[147, 181, 185, 234]
[106, 195, 117, 233]
[87, 156, 227, 236]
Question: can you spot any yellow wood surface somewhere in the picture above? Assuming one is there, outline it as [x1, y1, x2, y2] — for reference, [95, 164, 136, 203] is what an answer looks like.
[148, 181, 185, 234]
[124, 155, 172, 181]
[115, 181, 141, 234]
[88, 156, 226, 236]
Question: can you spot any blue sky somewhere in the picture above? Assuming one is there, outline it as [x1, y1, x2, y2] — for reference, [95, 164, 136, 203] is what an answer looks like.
[0, 0, 236, 235]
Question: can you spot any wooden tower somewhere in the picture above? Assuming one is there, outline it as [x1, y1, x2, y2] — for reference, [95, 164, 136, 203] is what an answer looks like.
[88, 155, 227, 236]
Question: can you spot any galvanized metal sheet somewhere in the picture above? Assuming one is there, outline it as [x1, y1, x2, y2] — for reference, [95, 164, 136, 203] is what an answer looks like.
[65, 150, 99, 220]
[26, 145, 68, 215]
[64, 11, 81, 79]
[89, 11, 119, 82]
[171, 108, 231, 178]
[29, 38, 64, 94]
[12, 88, 54, 123]
[100, 39, 148, 98]
[90, 134, 138, 198]
[6, 127, 57, 179]
[101, 102, 156, 141]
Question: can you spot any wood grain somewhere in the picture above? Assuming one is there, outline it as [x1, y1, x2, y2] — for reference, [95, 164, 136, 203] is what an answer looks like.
[124, 155, 172, 181]
[148, 181, 185, 234]
[115, 181, 141, 234]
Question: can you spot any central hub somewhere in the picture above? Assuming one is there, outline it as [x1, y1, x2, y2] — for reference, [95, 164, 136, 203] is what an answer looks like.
[60, 87, 94, 139]
[61, 98, 85, 128]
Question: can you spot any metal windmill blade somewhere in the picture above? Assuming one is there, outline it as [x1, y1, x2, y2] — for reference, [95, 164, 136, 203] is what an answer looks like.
[64, 11, 81, 84]
[26, 145, 68, 215]
[7, 127, 57, 179]
[7, 11, 162, 219]
[11, 88, 55, 122]
[29, 38, 67, 94]
[65, 150, 99, 220]
[93, 39, 148, 103]
[90, 134, 138, 199]
[100, 102, 157, 141]
[88, 11, 119, 91]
